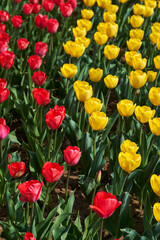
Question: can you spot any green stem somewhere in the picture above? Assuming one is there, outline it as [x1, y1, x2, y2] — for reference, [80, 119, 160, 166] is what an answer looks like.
[93, 131, 97, 160]
[39, 106, 43, 135]
[76, 100, 80, 119]
[89, 183, 97, 221]
[31, 203, 34, 220]
[132, 88, 136, 102]
[14, 179, 16, 193]
[47, 130, 54, 160]
[53, 129, 57, 151]
[66, 78, 69, 95]
[139, 124, 143, 151]
[0, 140, 2, 163]
[143, 135, 156, 167]
[65, 166, 71, 203]
[49, 34, 53, 55]
[154, 70, 159, 87]
[121, 116, 125, 133]
[99, 219, 103, 240]
[98, 45, 101, 62]
[78, 105, 83, 129]
[118, 3, 123, 25]
[105, 89, 111, 112]
[120, 173, 128, 195]
[42, 184, 50, 215]
[26, 202, 29, 225]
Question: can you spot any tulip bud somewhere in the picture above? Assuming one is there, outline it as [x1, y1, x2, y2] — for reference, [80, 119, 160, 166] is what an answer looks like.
[7, 154, 12, 163]
[81, 9, 94, 19]
[130, 15, 144, 28]
[89, 68, 103, 82]
[96, 171, 101, 184]
[117, 99, 136, 117]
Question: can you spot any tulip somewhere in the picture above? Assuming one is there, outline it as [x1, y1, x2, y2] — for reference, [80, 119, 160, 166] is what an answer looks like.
[53, 0, 64, 6]
[42, 0, 55, 12]
[59, 3, 73, 18]
[135, 106, 155, 123]
[147, 71, 157, 83]
[153, 203, 160, 222]
[120, 139, 139, 153]
[83, 0, 96, 7]
[118, 152, 141, 172]
[72, 27, 86, 38]
[60, 64, 78, 78]
[149, 118, 160, 136]
[64, 146, 81, 166]
[8, 162, 25, 178]
[125, 51, 142, 66]
[17, 38, 29, 51]
[35, 14, 48, 28]
[11, 15, 23, 28]
[0, 79, 7, 88]
[0, 41, 8, 53]
[104, 45, 120, 60]
[94, 32, 108, 45]
[118, 0, 128, 2]
[0, 11, 10, 22]
[31, 71, 47, 86]
[42, 162, 64, 182]
[97, 0, 111, 8]
[145, 0, 157, 9]
[46, 105, 66, 130]
[151, 22, 160, 34]
[81, 9, 94, 19]
[129, 29, 144, 40]
[0, 23, 6, 33]
[143, 6, 154, 17]
[104, 75, 119, 89]
[18, 180, 43, 203]
[129, 70, 147, 89]
[32, 88, 50, 106]
[23, 3, 34, 15]
[89, 112, 108, 131]
[150, 32, 160, 44]
[106, 4, 119, 13]
[75, 36, 90, 48]
[103, 12, 116, 23]
[0, 118, 10, 140]
[127, 38, 142, 51]
[84, 98, 103, 115]
[0, 51, 15, 69]
[47, 19, 59, 34]
[97, 22, 107, 34]
[14, 0, 21, 3]
[35, 42, 48, 58]
[30, 0, 39, 3]
[24, 232, 36, 240]
[105, 22, 118, 38]
[149, 87, 160, 106]
[133, 3, 145, 15]
[117, 99, 136, 117]
[90, 191, 122, 218]
[150, 174, 160, 197]
[68, 0, 77, 9]
[130, 15, 144, 28]
[154, 55, 160, 70]
[0, 88, 9, 103]
[77, 19, 92, 32]
[27, 55, 42, 70]
[89, 68, 103, 82]
[74, 80, 93, 102]
[63, 41, 85, 58]
[0, 33, 11, 43]
[32, 4, 41, 14]
[132, 57, 147, 70]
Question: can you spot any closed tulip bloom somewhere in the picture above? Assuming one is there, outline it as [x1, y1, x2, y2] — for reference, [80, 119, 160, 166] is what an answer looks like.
[46, 105, 66, 129]
[145, 0, 157, 9]
[125, 51, 142, 66]
[32, 4, 41, 14]
[0, 33, 11, 43]
[77, 19, 92, 32]
[129, 29, 144, 40]
[90, 191, 122, 218]
[32, 71, 47, 86]
[147, 71, 157, 83]
[143, 6, 154, 17]
[75, 36, 90, 48]
[53, 0, 64, 6]
[23, 3, 34, 15]
[60, 64, 78, 78]
[17, 38, 29, 50]
[47, 19, 59, 34]
[150, 32, 160, 44]
[0, 51, 15, 69]
[35, 14, 48, 28]
[64, 146, 81, 166]
[118, 0, 128, 3]
[133, 4, 145, 15]
[97, 22, 107, 34]
[68, 0, 77, 8]
[118, 152, 141, 172]
[35, 42, 48, 58]
[14, 0, 21, 3]
[74, 82, 93, 102]
[151, 22, 160, 34]
[11, 15, 23, 28]
[84, 98, 103, 115]
[0, 11, 10, 22]
[97, 0, 111, 9]
[73, 80, 89, 90]
[42, 162, 64, 182]
[132, 57, 147, 70]
[42, 0, 55, 12]
[30, 0, 39, 3]
[149, 118, 160, 135]
[89, 68, 103, 83]
[150, 174, 160, 197]
[72, 27, 87, 38]
[103, 12, 116, 23]
[127, 38, 142, 51]
[120, 139, 139, 153]
[59, 3, 73, 18]
[129, 70, 147, 89]
[0, 23, 6, 33]
[135, 105, 155, 123]
[24, 232, 36, 240]
[81, 9, 94, 19]
[0, 88, 9, 103]
[154, 55, 160, 70]
[83, 0, 96, 7]
[106, 22, 118, 38]
[104, 45, 120, 60]
[89, 112, 108, 131]
[157, 38, 160, 50]
[0, 41, 8, 53]
[106, 4, 119, 13]
[130, 15, 144, 28]
[104, 75, 118, 89]
[94, 32, 108, 45]
[32, 88, 50, 106]
[18, 180, 43, 203]
[149, 87, 160, 106]
[27, 55, 42, 70]
[63, 41, 85, 58]
[117, 99, 136, 117]
[0, 79, 7, 88]
[8, 162, 25, 178]
[153, 203, 160, 223]
[0, 118, 10, 140]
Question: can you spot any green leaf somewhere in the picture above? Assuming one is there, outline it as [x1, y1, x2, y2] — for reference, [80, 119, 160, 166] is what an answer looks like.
[6, 183, 16, 222]
[79, 175, 95, 196]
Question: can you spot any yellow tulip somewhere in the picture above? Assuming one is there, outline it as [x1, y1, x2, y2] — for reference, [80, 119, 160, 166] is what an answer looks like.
[130, 15, 144, 28]
[127, 38, 142, 51]
[120, 139, 139, 153]
[147, 71, 157, 83]
[81, 9, 94, 20]
[74, 80, 93, 102]
[153, 203, 160, 223]
[83, 0, 96, 7]
[159, 1, 160, 8]
[129, 70, 147, 89]
[89, 68, 103, 82]
[143, 6, 154, 17]
[118, 0, 128, 3]
[104, 45, 120, 60]
[89, 111, 108, 131]
[154, 55, 160, 70]
[60, 64, 78, 78]
[104, 75, 119, 89]
[118, 152, 141, 173]
[117, 99, 136, 117]
[150, 32, 160, 44]
[97, 22, 107, 34]
[133, 3, 145, 15]
[125, 51, 142, 66]
[157, 37, 160, 50]
[73, 80, 89, 91]
[103, 12, 116, 22]
[63, 41, 85, 58]
[151, 22, 160, 34]
[106, 4, 119, 13]
[84, 98, 103, 115]
[72, 27, 87, 38]
[149, 118, 160, 136]
[150, 174, 160, 197]
[129, 29, 144, 40]
[135, 105, 155, 123]
[77, 19, 92, 32]
[149, 87, 160, 106]
[75, 36, 90, 48]
[94, 32, 108, 45]
[132, 57, 147, 70]
[97, 0, 111, 8]
[106, 22, 118, 37]
[145, 0, 157, 9]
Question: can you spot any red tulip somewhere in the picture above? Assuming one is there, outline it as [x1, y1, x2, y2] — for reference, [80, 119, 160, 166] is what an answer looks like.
[47, 19, 59, 34]
[0, 79, 7, 88]
[0, 118, 10, 140]
[59, 3, 73, 18]
[42, 162, 64, 183]
[31, 71, 47, 86]
[68, 0, 77, 9]
[29, 0, 39, 3]
[32, 88, 50, 106]
[14, 0, 21, 3]
[0, 11, 10, 23]
[7, 154, 12, 163]
[17, 38, 29, 50]
[0, 33, 11, 43]
[0, 23, 6, 33]
[46, 105, 66, 129]
[64, 146, 81, 166]
[23, 3, 34, 15]
[24, 232, 36, 240]
[0, 40, 8, 53]
[27, 55, 42, 70]
[89, 192, 122, 219]
[11, 15, 23, 28]
[32, 4, 41, 14]
[53, 0, 64, 6]
[18, 180, 43, 203]
[42, 0, 55, 12]
[35, 14, 48, 29]
[0, 51, 15, 69]
[35, 42, 48, 58]
[8, 162, 25, 178]
[0, 88, 9, 103]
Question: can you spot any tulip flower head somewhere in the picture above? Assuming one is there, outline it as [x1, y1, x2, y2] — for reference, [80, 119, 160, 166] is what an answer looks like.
[64, 146, 81, 166]
[42, 162, 64, 182]
[8, 162, 25, 178]
[0, 118, 10, 140]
